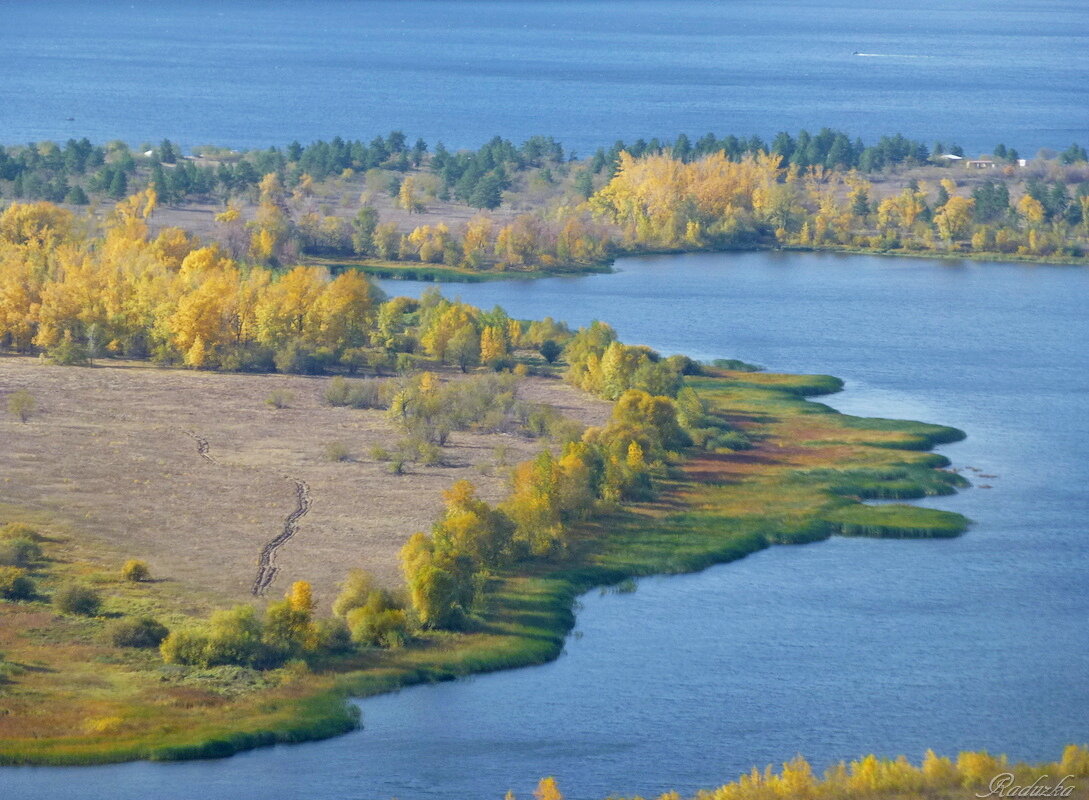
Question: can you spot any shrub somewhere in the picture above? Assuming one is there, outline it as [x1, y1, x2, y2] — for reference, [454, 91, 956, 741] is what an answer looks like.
[323, 441, 351, 462]
[43, 336, 90, 366]
[159, 628, 209, 665]
[265, 388, 295, 409]
[539, 339, 562, 364]
[0, 523, 40, 540]
[332, 568, 376, 618]
[0, 536, 42, 567]
[7, 390, 36, 423]
[312, 617, 352, 653]
[121, 559, 150, 582]
[273, 341, 323, 375]
[107, 616, 169, 648]
[345, 598, 410, 648]
[325, 376, 387, 409]
[324, 376, 351, 406]
[54, 584, 102, 616]
[0, 567, 35, 600]
[161, 605, 285, 669]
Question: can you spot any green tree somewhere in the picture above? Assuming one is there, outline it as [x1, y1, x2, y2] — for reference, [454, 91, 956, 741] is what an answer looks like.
[468, 173, 503, 210]
[351, 206, 379, 255]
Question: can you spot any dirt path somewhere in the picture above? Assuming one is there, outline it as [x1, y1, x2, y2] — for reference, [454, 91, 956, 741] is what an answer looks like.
[252, 477, 312, 596]
[176, 427, 310, 596]
[180, 429, 219, 465]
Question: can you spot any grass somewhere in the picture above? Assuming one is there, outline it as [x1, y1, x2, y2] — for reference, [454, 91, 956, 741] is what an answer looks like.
[307, 256, 612, 283]
[0, 366, 973, 765]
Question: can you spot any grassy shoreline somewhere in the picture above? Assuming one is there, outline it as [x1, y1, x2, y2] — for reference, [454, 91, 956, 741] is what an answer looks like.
[0, 367, 973, 766]
[308, 242, 1087, 288]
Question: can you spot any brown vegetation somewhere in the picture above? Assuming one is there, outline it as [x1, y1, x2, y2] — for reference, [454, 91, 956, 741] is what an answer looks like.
[0, 355, 606, 606]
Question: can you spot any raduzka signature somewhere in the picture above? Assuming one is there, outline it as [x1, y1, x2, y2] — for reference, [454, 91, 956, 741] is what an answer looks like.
[977, 773, 1076, 798]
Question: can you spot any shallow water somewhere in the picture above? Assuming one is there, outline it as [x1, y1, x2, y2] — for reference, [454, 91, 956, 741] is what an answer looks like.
[6, 251, 1088, 800]
[3, 0, 1087, 152]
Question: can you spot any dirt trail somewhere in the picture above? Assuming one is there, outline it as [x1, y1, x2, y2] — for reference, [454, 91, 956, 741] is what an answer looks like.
[252, 477, 312, 596]
[180, 429, 219, 464]
[175, 427, 309, 596]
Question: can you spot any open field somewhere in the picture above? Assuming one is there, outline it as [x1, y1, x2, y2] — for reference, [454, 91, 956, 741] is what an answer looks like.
[0, 355, 609, 607]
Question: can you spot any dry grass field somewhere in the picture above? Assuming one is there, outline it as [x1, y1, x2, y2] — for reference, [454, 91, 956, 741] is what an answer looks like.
[0, 355, 609, 609]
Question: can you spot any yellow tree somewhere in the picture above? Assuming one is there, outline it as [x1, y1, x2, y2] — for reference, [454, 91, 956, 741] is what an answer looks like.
[304, 269, 377, 353]
[461, 215, 494, 269]
[934, 196, 975, 243]
[534, 777, 562, 800]
[254, 266, 325, 347]
[479, 324, 508, 366]
[1017, 194, 1045, 227]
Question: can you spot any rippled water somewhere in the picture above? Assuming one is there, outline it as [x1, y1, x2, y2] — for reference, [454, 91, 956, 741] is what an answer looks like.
[2, 0, 1087, 152]
[7, 251, 1088, 800]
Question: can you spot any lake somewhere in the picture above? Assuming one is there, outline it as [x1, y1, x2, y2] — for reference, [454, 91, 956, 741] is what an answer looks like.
[2, 0, 1087, 154]
[6, 251, 1088, 799]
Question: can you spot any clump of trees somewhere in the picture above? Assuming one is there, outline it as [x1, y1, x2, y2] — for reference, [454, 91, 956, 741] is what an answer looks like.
[332, 569, 411, 648]
[159, 581, 348, 669]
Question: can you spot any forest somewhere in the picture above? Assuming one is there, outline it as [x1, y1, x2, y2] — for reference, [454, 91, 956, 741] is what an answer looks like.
[1, 130, 1087, 279]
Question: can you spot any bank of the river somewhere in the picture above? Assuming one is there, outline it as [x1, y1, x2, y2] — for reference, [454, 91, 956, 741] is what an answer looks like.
[312, 241, 1088, 287]
[0, 368, 968, 765]
[307, 256, 613, 283]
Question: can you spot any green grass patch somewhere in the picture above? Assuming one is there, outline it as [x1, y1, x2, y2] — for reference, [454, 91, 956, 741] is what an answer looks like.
[307, 257, 610, 283]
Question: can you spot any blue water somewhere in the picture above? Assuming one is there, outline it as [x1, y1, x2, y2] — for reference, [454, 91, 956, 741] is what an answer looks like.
[2, 0, 1087, 153]
[5, 251, 1088, 800]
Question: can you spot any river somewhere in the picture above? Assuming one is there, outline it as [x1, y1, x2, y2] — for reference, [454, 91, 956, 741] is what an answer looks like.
[6, 251, 1088, 799]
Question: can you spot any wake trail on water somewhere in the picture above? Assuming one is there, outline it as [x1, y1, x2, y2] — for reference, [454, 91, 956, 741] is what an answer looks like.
[853, 52, 935, 58]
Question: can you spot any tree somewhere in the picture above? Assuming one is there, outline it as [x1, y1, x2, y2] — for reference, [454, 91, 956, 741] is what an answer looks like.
[934, 196, 975, 243]
[351, 206, 379, 255]
[539, 339, 562, 364]
[7, 390, 35, 423]
[468, 173, 503, 210]
[534, 777, 563, 800]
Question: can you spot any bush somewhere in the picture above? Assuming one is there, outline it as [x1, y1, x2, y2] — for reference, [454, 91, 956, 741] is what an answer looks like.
[0, 523, 40, 540]
[121, 559, 150, 582]
[0, 567, 35, 600]
[345, 592, 411, 648]
[265, 388, 295, 409]
[539, 339, 562, 364]
[325, 376, 386, 409]
[274, 341, 323, 375]
[161, 605, 285, 669]
[312, 617, 352, 653]
[43, 336, 90, 366]
[107, 616, 168, 648]
[323, 441, 351, 462]
[7, 390, 36, 423]
[219, 344, 275, 373]
[54, 584, 102, 615]
[0, 536, 42, 567]
[332, 568, 375, 618]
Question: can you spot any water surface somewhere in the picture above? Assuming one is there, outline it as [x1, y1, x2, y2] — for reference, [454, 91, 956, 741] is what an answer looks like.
[3, 0, 1087, 152]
